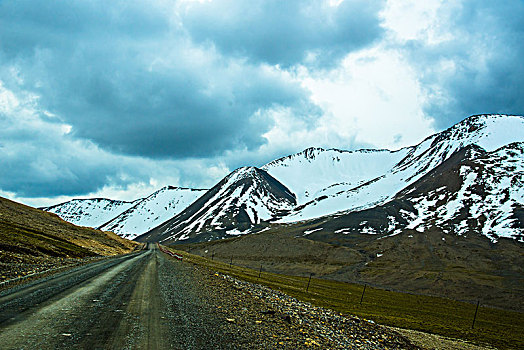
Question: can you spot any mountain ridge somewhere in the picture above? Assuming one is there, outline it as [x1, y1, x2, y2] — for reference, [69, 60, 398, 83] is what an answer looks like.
[43, 114, 523, 245]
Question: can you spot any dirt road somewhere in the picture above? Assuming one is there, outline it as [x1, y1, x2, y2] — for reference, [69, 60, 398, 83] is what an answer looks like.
[0, 243, 416, 349]
[0, 243, 223, 349]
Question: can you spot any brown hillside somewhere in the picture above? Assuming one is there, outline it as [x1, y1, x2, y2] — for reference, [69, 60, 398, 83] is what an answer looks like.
[0, 196, 138, 280]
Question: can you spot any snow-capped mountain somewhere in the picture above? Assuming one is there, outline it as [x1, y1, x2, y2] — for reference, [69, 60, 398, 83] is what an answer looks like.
[45, 114, 523, 245]
[262, 147, 408, 204]
[273, 114, 524, 223]
[136, 167, 296, 243]
[299, 142, 523, 243]
[98, 186, 207, 239]
[44, 198, 139, 228]
[402, 142, 524, 242]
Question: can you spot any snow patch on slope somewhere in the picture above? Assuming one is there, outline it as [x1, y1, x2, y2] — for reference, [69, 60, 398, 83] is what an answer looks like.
[99, 186, 207, 239]
[405, 143, 524, 242]
[45, 198, 138, 228]
[278, 115, 524, 223]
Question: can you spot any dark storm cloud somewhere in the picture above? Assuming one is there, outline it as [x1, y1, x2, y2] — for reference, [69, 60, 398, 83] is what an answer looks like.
[180, 0, 385, 68]
[407, 0, 524, 128]
[0, 0, 321, 160]
[0, 110, 151, 198]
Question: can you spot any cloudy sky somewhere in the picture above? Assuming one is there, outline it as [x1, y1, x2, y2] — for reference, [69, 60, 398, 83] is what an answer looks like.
[1, 0, 522, 207]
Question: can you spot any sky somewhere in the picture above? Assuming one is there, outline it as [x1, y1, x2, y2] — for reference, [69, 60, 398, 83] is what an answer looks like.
[0, 0, 523, 207]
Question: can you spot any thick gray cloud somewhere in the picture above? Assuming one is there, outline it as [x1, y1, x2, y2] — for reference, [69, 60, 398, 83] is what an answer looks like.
[0, 0, 320, 160]
[405, 0, 524, 128]
[0, 110, 149, 197]
[180, 0, 385, 68]
[1, 0, 523, 202]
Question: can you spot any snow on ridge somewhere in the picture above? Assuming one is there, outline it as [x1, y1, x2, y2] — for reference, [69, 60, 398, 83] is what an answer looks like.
[45, 198, 138, 228]
[277, 114, 524, 224]
[99, 186, 207, 240]
[263, 147, 407, 205]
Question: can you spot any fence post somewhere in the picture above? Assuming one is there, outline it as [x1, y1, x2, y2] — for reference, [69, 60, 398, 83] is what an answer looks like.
[360, 284, 367, 305]
[258, 264, 262, 279]
[230, 256, 233, 268]
[212, 252, 214, 261]
[472, 300, 480, 329]
[306, 273, 313, 292]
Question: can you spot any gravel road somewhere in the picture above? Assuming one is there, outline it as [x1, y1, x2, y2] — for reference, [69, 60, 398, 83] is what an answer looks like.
[0, 243, 418, 349]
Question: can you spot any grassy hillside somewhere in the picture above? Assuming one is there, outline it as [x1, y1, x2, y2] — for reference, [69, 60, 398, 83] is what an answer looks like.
[172, 225, 523, 313]
[0, 196, 138, 280]
[167, 247, 524, 350]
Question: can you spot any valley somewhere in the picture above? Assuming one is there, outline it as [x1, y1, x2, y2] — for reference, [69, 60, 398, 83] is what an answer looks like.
[2, 114, 522, 349]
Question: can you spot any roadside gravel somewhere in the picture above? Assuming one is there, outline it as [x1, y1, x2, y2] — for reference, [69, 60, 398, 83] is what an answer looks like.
[179, 258, 498, 350]
[164, 255, 419, 349]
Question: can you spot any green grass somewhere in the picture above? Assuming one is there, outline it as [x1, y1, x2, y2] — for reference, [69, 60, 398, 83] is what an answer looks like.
[167, 247, 524, 350]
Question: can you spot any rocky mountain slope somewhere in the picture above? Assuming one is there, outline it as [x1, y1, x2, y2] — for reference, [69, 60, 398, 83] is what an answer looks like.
[98, 186, 207, 240]
[273, 114, 523, 224]
[286, 142, 523, 242]
[137, 167, 296, 243]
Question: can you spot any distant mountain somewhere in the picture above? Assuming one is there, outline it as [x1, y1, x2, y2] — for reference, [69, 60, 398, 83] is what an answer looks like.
[298, 142, 523, 243]
[262, 147, 407, 204]
[44, 198, 139, 228]
[98, 186, 207, 239]
[136, 167, 296, 243]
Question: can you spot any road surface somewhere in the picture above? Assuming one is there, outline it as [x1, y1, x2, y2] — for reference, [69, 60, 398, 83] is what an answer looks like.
[0, 243, 239, 349]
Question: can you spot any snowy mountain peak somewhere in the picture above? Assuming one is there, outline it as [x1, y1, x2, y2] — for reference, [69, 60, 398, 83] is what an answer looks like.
[136, 166, 296, 243]
[225, 166, 260, 181]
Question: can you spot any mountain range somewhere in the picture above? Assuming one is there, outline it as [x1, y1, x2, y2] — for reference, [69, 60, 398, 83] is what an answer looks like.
[45, 114, 523, 245]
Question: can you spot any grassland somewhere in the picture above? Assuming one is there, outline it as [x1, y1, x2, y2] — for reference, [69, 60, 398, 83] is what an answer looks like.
[167, 247, 524, 350]
[173, 226, 524, 314]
